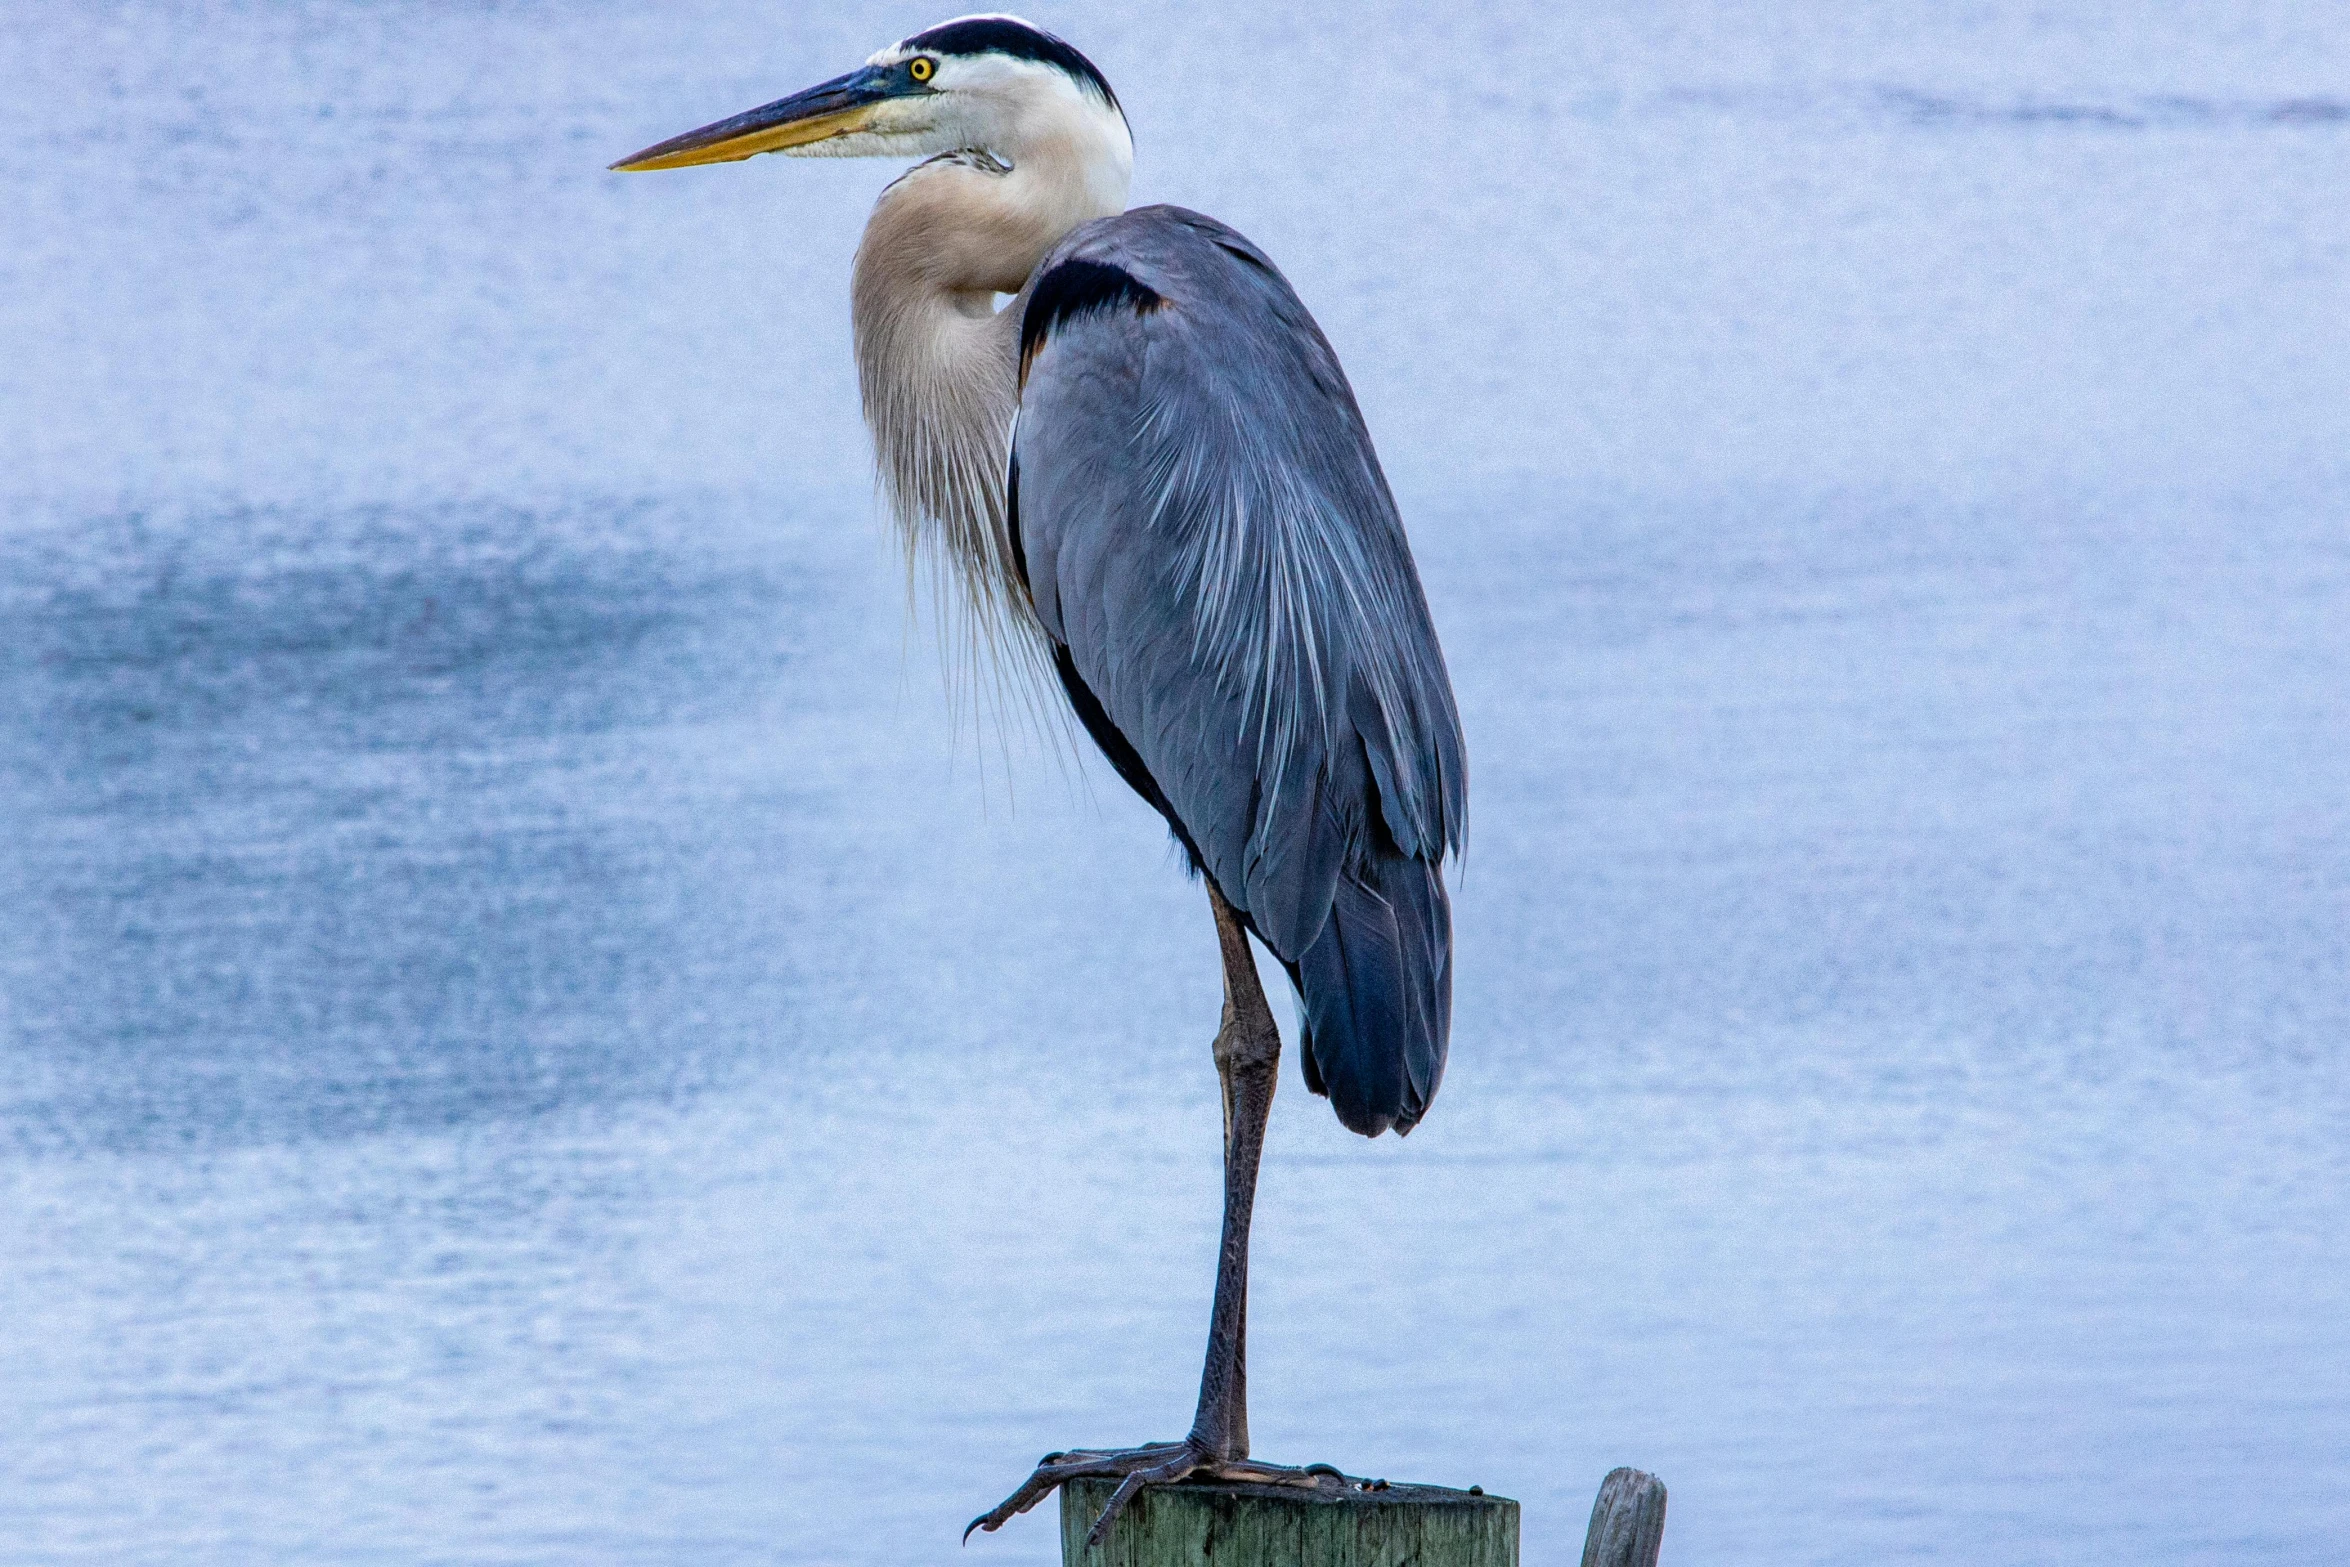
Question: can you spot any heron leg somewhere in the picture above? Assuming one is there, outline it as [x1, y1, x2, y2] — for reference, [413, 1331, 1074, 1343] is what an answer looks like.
[964, 881, 1291, 1548]
[1188, 877, 1280, 1460]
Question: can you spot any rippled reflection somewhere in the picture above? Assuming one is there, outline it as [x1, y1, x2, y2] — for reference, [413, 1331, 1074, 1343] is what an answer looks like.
[0, 504, 808, 1150]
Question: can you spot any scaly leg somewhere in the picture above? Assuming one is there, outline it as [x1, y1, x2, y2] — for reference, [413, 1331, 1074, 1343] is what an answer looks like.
[1186, 876, 1279, 1461]
[966, 883, 1320, 1547]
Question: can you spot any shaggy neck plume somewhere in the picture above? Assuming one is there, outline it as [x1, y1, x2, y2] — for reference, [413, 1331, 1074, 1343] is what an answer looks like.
[849, 80, 1129, 657]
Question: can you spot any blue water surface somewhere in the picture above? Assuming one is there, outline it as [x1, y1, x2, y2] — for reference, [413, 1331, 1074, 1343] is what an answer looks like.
[3, 3, 2346, 1563]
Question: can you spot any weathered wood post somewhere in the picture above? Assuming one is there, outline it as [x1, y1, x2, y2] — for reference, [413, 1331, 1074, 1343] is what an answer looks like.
[1579, 1467, 1667, 1567]
[1059, 1474, 1519, 1567]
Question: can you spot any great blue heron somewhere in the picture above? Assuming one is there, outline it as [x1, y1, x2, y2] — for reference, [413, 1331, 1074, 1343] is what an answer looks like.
[613, 14, 1465, 1544]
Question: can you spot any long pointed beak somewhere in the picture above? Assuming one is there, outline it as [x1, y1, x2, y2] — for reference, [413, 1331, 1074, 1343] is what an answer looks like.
[610, 64, 905, 172]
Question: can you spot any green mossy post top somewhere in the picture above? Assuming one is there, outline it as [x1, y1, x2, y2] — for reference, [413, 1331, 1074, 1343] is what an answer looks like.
[1059, 1474, 1520, 1567]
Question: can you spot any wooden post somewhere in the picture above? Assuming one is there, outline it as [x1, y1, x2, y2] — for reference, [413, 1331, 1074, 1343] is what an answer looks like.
[1059, 1474, 1519, 1567]
[1579, 1468, 1667, 1567]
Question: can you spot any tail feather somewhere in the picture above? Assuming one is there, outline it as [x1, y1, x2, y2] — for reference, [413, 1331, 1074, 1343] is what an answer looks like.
[1295, 852, 1451, 1137]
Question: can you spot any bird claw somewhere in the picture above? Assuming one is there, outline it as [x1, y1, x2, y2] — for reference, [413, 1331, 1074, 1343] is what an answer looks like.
[964, 1442, 1192, 1543]
[965, 1443, 1356, 1547]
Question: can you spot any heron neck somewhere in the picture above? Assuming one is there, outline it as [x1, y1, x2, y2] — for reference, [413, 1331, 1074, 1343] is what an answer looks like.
[849, 129, 1126, 630]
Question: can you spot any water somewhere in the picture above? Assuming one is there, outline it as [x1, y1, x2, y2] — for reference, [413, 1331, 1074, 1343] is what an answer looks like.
[4, 2, 2347, 1562]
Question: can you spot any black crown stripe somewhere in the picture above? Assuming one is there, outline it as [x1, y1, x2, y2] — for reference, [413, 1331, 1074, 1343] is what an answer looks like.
[901, 18, 1119, 111]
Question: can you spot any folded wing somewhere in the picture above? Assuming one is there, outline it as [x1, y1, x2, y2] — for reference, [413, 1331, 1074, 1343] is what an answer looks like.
[1012, 206, 1466, 1136]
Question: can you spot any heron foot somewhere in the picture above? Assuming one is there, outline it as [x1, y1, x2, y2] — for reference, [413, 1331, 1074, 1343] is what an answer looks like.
[964, 1442, 1352, 1547]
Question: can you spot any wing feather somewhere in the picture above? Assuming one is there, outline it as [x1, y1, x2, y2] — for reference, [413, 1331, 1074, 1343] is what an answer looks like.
[1013, 206, 1466, 1133]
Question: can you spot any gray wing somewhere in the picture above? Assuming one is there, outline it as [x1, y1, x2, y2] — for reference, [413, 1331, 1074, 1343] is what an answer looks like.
[1011, 206, 1466, 1135]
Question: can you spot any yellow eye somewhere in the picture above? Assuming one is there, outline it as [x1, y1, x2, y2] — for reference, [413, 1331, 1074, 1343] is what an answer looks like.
[909, 56, 935, 83]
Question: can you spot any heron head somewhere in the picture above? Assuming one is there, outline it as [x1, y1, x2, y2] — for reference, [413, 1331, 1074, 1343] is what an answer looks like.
[609, 14, 1130, 182]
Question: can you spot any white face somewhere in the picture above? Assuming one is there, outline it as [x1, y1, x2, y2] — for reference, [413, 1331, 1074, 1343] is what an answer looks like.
[812, 46, 1131, 174]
